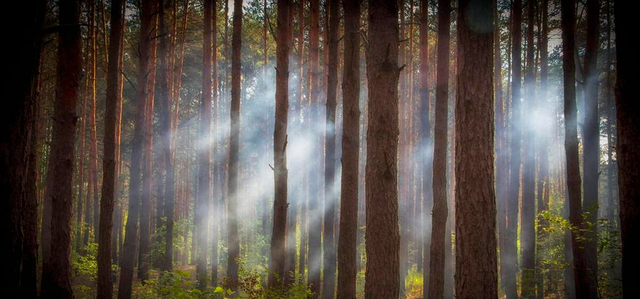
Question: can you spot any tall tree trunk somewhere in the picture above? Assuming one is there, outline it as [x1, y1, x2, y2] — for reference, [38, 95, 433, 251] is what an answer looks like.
[365, 0, 400, 297]
[227, 0, 243, 292]
[139, 6, 157, 279]
[428, 0, 450, 297]
[84, 0, 99, 245]
[505, 0, 522, 298]
[336, 0, 360, 297]
[582, 0, 600, 290]
[158, 0, 176, 272]
[454, 1, 497, 298]
[322, 0, 339, 297]
[521, 0, 537, 297]
[419, 0, 433, 295]
[40, 0, 82, 297]
[121, 0, 154, 294]
[196, 0, 214, 289]
[561, 1, 597, 297]
[297, 0, 308, 282]
[210, 0, 219, 284]
[614, 0, 640, 298]
[97, 0, 123, 297]
[3, 0, 45, 297]
[308, 0, 322, 296]
[536, 1, 550, 298]
[269, 0, 291, 289]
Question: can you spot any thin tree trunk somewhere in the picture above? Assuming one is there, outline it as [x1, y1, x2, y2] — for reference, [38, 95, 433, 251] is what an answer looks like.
[614, 0, 640, 298]
[536, 1, 550, 298]
[210, 0, 219, 283]
[158, 0, 177, 272]
[365, 0, 400, 297]
[97, 0, 123, 297]
[428, 0, 450, 297]
[336, 0, 360, 297]
[196, 0, 213, 289]
[561, 1, 597, 297]
[40, 0, 82, 297]
[308, 0, 322, 296]
[121, 0, 154, 294]
[227, 0, 243, 292]
[322, 0, 339, 297]
[297, 0, 308, 283]
[505, 1, 522, 298]
[582, 0, 600, 291]
[454, 1, 497, 298]
[521, 0, 537, 296]
[419, 0, 433, 295]
[139, 5, 157, 280]
[269, 0, 291, 289]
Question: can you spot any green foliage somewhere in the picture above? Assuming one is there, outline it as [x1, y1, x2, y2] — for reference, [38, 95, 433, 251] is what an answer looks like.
[232, 260, 312, 299]
[72, 242, 99, 280]
[134, 270, 222, 299]
[597, 219, 622, 298]
[404, 266, 424, 299]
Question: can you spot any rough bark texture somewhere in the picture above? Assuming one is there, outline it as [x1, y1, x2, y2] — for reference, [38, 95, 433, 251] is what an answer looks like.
[364, 0, 400, 298]
[614, 1, 640, 298]
[336, 0, 360, 297]
[307, 0, 322, 296]
[2, 0, 45, 297]
[97, 0, 123, 297]
[119, 0, 154, 297]
[560, 1, 597, 298]
[454, 1, 498, 298]
[505, 1, 522, 298]
[322, 0, 339, 297]
[196, 0, 213, 289]
[428, 0, 450, 298]
[269, 0, 291, 289]
[582, 0, 600, 289]
[227, 0, 243, 292]
[40, 0, 82, 297]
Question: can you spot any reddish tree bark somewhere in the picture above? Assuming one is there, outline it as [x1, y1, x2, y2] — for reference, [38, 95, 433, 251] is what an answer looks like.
[322, 0, 339, 297]
[428, 0, 451, 297]
[97, 0, 123, 297]
[269, 0, 291, 289]
[336, 0, 360, 297]
[227, 0, 243, 292]
[454, 1, 498, 298]
[139, 3, 157, 280]
[364, 0, 400, 297]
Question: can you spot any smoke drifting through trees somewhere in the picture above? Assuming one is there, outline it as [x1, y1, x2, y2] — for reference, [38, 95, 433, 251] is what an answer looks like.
[5, 1, 632, 299]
